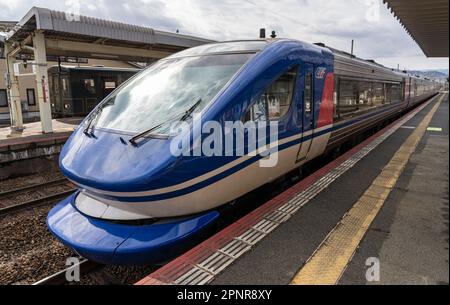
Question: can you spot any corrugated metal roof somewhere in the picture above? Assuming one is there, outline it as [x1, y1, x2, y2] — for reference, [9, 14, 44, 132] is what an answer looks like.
[7, 6, 214, 48]
[384, 0, 449, 57]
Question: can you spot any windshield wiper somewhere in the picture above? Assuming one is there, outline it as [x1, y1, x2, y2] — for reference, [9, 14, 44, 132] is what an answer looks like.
[83, 107, 103, 136]
[129, 98, 202, 146]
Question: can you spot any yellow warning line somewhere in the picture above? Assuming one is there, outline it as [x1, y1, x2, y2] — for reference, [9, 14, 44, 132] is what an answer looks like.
[291, 93, 447, 285]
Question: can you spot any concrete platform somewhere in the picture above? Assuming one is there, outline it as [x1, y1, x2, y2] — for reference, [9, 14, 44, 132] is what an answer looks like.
[0, 118, 81, 179]
[137, 92, 448, 286]
[0, 118, 81, 146]
[340, 93, 449, 285]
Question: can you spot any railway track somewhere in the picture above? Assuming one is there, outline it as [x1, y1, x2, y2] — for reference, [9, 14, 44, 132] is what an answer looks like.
[32, 259, 158, 285]
[33, 259, 102, 285]
[0, 178, 77, 216]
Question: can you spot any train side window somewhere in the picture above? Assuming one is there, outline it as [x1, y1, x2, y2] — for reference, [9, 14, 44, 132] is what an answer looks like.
[305, 73, 313, 114]
[83, 79, 96, 95]
[357, 81, 373, 110]
[61, 77, 70, 98]
[337, 79, 358, 118]
[105, 81, 116, 89]
[386, 83, 402, 104]
[0, 89, 7, 107]
[245, 67, 298, 122]
[372, 82, 385, 106]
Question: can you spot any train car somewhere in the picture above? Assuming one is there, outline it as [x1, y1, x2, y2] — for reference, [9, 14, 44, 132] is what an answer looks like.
[47, 39, 440, 265]
[48, 66, 140, 117]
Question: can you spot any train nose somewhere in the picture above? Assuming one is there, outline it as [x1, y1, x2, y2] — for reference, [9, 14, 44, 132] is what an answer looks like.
[60, 128, 176, 193]
[47, 192, 219, 265]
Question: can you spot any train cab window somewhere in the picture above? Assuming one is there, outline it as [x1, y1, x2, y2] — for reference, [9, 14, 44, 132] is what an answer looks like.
[245, 67, 297, 122]
[94, 53, 254, 134]
[305, 73, 313, 114]
[0, 89, 7, 107]
[27, 89, 36, 106]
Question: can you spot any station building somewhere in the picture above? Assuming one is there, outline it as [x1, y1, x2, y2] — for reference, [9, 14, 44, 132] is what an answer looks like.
[0, 21, 141, 124]
[0, 7, 213, 131]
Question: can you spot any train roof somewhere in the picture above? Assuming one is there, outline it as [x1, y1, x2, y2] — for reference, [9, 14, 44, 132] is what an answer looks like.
[316, 42, 440, 82]
[172, 39, 435, 83]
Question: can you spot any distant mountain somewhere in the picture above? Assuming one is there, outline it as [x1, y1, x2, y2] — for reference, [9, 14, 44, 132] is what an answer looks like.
[408, 69, 449, 79]
[434, 69, 449, 76]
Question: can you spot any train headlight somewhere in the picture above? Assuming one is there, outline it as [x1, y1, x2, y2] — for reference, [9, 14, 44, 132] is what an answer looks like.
[64, 104, 71, 109]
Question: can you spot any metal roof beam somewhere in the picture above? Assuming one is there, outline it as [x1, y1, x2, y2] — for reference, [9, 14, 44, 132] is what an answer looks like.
[45, 38, 172, 61]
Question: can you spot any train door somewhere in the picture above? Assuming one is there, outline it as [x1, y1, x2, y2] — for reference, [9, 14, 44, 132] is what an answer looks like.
[296, 63, 315, 163]
[406, 77, 412, 107]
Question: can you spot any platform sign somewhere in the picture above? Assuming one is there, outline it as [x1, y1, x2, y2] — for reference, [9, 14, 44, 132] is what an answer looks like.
[41, 76, 50, 104]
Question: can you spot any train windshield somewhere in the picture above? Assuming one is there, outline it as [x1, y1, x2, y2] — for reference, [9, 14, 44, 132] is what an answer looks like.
[93, 53, 254, 135]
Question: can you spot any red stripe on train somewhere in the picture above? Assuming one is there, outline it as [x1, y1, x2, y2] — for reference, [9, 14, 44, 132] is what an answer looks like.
[317, 73, 334, 128]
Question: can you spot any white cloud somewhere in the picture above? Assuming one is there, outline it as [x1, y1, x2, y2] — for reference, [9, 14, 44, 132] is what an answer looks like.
[1, 0, 448, 70]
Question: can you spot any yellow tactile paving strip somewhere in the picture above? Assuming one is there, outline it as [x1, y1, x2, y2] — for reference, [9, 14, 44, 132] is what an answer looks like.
[291, 93, 447, 285]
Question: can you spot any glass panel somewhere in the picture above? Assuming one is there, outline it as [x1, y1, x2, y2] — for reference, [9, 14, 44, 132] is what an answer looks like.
[357, 81, 373, 111]
[305, 73, 313, 114]
[372, 82, 385, 106]
[338, 79, 358, 117]
[27, 89, 36, 106]
[337, 79, 401, 120]
[246, 97, 267, 123]
[94, 53, 253, 134]
[61, 76, 69, 98]
[0, 90, 7, 107]
[104, 81, 116, 89]
[386, 83, 402, 104]
[245, 67, 297, 122]
[83, 79, 96, 95]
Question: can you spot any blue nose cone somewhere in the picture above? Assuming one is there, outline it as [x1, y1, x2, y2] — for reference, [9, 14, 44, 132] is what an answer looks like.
[47, 193, 220, 265]
[60, 128, 176, 193]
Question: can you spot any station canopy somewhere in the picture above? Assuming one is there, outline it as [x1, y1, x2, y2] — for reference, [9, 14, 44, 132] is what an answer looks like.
[384, 0, 449, 57]
[5, 7, 215, 62]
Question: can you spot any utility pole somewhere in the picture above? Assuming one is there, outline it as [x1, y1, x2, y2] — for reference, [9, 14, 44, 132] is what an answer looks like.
[351, 39, 354, 55]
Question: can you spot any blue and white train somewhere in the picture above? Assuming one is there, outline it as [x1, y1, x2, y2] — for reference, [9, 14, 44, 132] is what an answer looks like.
[47, 39, 440, 265]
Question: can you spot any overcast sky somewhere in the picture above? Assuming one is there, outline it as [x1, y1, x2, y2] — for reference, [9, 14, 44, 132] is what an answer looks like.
[1, 0, 448, 71]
